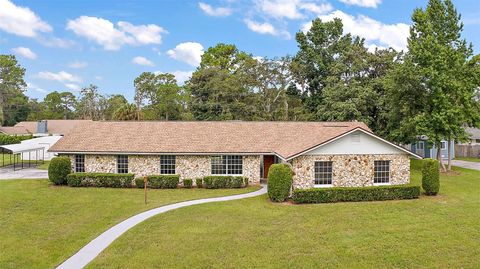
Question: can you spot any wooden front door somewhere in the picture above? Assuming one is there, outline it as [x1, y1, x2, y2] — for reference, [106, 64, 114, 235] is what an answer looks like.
[263, 155, 275, 179]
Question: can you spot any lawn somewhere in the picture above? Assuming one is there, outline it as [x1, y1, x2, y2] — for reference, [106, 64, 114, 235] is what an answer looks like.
[89, 161, 480, 269]
[0, 153, 47, 168]
[455, 157, 480, 162]
[0, 180, 259, 269]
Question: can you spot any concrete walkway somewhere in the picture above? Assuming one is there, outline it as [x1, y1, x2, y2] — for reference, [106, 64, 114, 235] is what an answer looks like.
[57, 185, 267, 269]
[0, 167, 48, 179]
[451, 160, 480, 171]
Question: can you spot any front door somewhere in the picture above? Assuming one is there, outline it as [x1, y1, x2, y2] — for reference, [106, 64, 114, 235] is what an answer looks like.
[263, 155, 275, 179]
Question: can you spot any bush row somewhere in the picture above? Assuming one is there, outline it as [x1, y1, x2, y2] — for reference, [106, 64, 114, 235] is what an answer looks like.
[202, 176, 248, 189]
[67, 173, 135, 188]
[292, 185, 421, 203]
[0, 134, 32, 145]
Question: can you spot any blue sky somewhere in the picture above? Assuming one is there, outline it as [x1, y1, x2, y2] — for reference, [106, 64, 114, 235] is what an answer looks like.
[1, 0, 479, 102]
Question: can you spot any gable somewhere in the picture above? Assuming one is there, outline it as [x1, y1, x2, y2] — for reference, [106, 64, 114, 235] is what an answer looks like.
[305, 130, 408, 155]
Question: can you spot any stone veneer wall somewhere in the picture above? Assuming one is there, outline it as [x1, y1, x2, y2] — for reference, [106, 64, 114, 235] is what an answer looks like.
[64, 154, 261, 185]
[291, 154, 410, 189]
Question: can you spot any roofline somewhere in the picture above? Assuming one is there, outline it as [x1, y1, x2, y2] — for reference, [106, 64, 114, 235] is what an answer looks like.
[49, 150, 285, 158]
[285, 127, 423, 160]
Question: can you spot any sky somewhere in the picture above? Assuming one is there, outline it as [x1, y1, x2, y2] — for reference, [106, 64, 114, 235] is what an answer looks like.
[1, 0, 479, 102]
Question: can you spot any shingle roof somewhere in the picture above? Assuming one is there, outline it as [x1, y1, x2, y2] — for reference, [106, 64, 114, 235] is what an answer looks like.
[49, 121, 371, 159]
[14, 120, 92, 135]
[465, 127, 480, 139]
[0, 126, 30, 135]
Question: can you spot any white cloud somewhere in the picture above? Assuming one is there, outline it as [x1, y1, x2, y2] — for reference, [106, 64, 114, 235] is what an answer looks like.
[256, 0, 332, 20]
[132, 56, 155, 66]
[244, 19, 291, 38]
[36, 71, 82, 83]
[68, 61, 88, 68]
[39, 36, 75, 48]
[198, 2, 232, 17]
[167, 42, 204, 67]
[303, 10, 409, 51]
[95, 76, 102, 80]
[64, 83, 80, 91]
[0, 0, 52, 37]
[339, 0, 381, 8]
[171, 70, 193, 85]
[27, 82, 47, 93]
[66, 16, 166, 50]
[12, 47, 37, 59]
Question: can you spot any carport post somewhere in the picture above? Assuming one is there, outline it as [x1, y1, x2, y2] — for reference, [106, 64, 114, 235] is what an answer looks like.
[29, 151, 31, 167]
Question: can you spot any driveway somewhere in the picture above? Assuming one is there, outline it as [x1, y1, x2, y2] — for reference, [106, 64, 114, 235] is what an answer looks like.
[0, 166, 48, 179]
[451, 160, 480, 171]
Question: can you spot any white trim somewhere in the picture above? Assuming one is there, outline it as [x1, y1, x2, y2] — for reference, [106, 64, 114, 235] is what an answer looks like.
[286, 128, 423, 160]
[373, 182, 391, 186]
[314, 184, 333, 188]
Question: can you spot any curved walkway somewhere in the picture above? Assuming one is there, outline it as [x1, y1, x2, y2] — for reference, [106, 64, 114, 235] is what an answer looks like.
[57, 186, 267, 269]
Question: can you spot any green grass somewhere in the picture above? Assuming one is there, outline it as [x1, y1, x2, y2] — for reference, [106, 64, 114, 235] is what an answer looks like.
[89, 161, 480, 269]
[455, 157, 480, 162]
[0, 153, 47, 167]
[36, 160, 50, 170]
[0, 181, 259, 269]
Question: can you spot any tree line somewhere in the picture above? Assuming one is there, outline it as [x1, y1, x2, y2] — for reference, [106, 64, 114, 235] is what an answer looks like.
[0, 0, 479, 171]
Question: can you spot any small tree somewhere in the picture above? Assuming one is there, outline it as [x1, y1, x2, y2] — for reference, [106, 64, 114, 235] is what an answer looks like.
[422, 159, 440, 195]
[267, 164, 293, 202]
[48, 156, 71, 185]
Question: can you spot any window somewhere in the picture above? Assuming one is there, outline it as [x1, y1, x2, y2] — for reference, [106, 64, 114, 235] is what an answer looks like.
[417, 141, 424, 150]
[441, 141, 447, 150]
[374, 160, 390, 184]
[75, 154, 85, 172]
[211, 155, 243, 175]
[160, 155, 176, 174]
[117, 155, 128, 174]
[314, 161, 333, 185]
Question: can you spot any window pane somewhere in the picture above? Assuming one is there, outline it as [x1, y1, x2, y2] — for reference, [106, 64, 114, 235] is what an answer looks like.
[117, 155, 128, 174]
[160, 155, 176, 174]
[211, 156, 243, 175]
[211, 156, 226, 175]
[75, 154, 85, 173]
[374, 160, 390, 183]
[314, 161, 332, 185]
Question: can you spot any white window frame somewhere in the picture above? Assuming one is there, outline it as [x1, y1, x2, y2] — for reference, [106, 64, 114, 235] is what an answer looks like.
[117, 155, 128, 174]
[211, 155, 243, 175]
[417, 141, 424, 150]
[160, 155, 176, 175]
[74, 154, 85, 173]
[441, 141, 447, 150]
[373, 160, 391, 186]
[313, 161, 333, 188]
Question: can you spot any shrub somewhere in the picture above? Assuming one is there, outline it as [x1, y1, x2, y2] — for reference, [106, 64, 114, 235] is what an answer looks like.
[244, 177, 249, 187]
[148, 175, 179, 189]
[422, 158, 440, 195]
[0, 134, 32, 145]
[292, 185, 421, 203]
[67, 173, 135, 188]
[48, 156, 71, 185]
[267, 164, 292, 202]
[203, 176, 247, 189]
[135, 177, 146, 188]
[183, 178, 193, 188]
[195, 178, 203, 188]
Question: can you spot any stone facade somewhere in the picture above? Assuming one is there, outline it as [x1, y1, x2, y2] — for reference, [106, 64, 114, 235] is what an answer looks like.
[65, 154, 261, 185]
[291, 154, 410, 189]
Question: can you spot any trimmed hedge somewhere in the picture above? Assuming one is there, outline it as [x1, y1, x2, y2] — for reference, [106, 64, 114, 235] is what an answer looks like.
[267, 164, 293, 202]
[48, 156, 71, 185]
[244, 177, 249, 187]
[202, 176, 247, 189]
[67, 173, 135, 188]
[147, 175, 179, 189]
[422, 158, 440, 195]
[292, 185, 421, 203]
[135, 177, 146, 188]
[0, 134, 32, 145]
[195, 178, 203, 188]
[183, 178, 193, 188]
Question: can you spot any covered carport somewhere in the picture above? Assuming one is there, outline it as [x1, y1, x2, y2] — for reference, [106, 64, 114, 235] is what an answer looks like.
[0, 144, 45, 171]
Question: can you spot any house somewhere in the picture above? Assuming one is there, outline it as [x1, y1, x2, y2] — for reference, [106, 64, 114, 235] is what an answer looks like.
[49, 121, 421, 189]
[458, 127, 480, 145]
[0, 120, 92, 137]
[408, 139, 455, 160]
